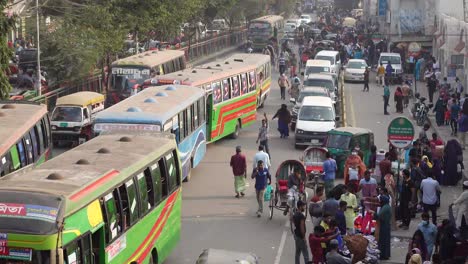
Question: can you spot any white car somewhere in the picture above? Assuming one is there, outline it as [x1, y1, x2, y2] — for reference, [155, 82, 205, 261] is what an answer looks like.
[299, 14, 312, 24]
[344, 59, 368, 82]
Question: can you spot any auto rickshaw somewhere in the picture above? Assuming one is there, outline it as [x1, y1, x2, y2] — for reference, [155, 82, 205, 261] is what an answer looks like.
[325, 127, 374, 178]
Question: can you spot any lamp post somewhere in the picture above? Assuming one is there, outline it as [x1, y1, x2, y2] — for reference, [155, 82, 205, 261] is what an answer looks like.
[36, 0, 41, 96]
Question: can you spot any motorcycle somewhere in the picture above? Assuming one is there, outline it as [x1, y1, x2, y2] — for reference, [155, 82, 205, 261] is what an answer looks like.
[245, 40, 253, 53]
[415, 97, 433, 126]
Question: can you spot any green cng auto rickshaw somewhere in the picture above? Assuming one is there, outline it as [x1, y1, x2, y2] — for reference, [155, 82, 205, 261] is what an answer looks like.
[325, 127, 374, 178]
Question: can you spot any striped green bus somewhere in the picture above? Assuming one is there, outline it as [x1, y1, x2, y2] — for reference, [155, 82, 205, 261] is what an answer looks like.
[0, 132, 181, 264]
[0, 101, 52, 177]
[147, 53, 272, 142]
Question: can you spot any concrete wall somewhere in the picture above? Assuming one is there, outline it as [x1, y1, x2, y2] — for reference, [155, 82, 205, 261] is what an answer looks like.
[437, 0, 464, 21]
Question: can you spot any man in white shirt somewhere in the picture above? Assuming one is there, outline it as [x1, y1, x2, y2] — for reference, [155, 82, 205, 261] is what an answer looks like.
[420, 174, 441, 225]
[253, 145, 271, 170]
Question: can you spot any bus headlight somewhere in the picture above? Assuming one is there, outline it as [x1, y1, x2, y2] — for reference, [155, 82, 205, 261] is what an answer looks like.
[51, 125, 57, 130]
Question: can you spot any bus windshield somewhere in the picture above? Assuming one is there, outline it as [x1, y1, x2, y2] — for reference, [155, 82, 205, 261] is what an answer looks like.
[299, 106, 334, 121]
[303, 79, 334, 92]
[249, 22, 271, 33]
[0, 192, 62, 235]
[111, 66, 151, 92]
[380, 56, 401, 65]
[326, 134, 351, 149]
[51, 106, 82, 122]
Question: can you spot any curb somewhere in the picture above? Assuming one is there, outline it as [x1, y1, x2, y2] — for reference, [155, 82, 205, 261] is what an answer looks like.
[340, 73, 346, 127]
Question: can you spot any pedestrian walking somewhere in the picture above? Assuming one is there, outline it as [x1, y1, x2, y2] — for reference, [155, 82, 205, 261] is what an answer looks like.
[442, 139, 463, 186]
[420, 174, 441, 225]
[335, 201, 347, 235]
[273, 104, 291, 138]
[323, 190, 340, 217]
[402, 82, 411, 108]
[417, 212, 438, 261]
[377, 63, 385, 84]
[256, 113, 271, 159]
[359, 170, 378, 211]
[450, 181, 468, 230]
[406, 230, 428, 262]
[374, 195, 391, 260]
[400, 169, 416, 230]
[455, 77, 464, 98]
[322, 152, 337, 195]
[379, 152, 392, 186]
[251, 160, 271, 217]
[278, 73, 290, 100]
[253, 145, 271, 170]
[309, 186, 324, 227]
[278, 53, 287, 75]
[230, 146, 247, 198]
[290, 74, 301, 100]
[290, 53, 298, 77]
[293, 200, 310, 264]
[427, 75, 437, 103]
[383, 84, 390, 115]
[433, 96, 445, 126]
[450, 99, 460, 136]
[363, 67, 370, 92]
[394, 86, 404, 113]
[459, 113, 468, 150]
[385, 62, 393, 84]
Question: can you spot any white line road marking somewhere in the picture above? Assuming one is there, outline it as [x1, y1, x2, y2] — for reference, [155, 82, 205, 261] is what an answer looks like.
[274, 220, 289, 264]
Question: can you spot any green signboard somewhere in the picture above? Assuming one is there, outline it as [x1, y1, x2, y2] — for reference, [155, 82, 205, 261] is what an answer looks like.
[387, 117, 415, 149]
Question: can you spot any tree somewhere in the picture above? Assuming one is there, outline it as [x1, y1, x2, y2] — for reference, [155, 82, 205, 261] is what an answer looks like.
[0, 1, 16, 99]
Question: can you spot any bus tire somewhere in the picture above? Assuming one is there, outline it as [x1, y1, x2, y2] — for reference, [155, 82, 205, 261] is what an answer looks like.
[183, 159, 192, 182]
[231, 120, 241, 139]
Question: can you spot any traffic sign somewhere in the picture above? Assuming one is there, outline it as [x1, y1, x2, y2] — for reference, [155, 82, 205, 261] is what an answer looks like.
[387, 117, 415, 149]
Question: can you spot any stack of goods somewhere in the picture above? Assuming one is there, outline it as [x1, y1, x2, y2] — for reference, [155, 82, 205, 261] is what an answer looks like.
[359, 235, 380, 264]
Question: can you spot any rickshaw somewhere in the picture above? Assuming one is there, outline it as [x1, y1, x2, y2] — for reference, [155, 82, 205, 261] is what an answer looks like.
[268, 160, 308, 233]
[325, 127, 374, 178]
[302, 147, 327, 195]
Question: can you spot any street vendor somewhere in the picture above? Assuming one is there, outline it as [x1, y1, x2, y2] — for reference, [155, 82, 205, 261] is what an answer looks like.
[344, 150, 367, 193]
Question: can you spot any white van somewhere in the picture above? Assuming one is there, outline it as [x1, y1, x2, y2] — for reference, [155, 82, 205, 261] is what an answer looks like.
[379, 52, 403, 77]
[303, 73, 338, 102]
[315, 50, 341, 74]
[285, 23, 298, 37]
[305, 59, 332, 76]
[295, 96, 337, 147]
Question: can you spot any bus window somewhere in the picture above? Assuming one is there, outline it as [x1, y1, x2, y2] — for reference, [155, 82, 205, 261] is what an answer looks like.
[0, 152, 12, 176]
[199, 97, 205, 124]
[143, 168, 155, 208]
[186, 108, 192, 134]
[179, 57, 186, 70]
[249, 71, 256, 92]
[24, 133, 34, 163]
[137, 172, 149, 214]
[150, 161, 163, 203]
[241, 73, 248, 94]
[36, 123, 45, 153]
[124, 179, 139, 225]
[16, 140, 26, 167]
[229, 78, 238, 98]
[102, 191, 120, 243]
[80, 233, 93, 264]
[158, 159, 169, 198]
[192, 104, 198, 128]
[9, 146, 20, 170]
[222, 79, 230, 101]
[44, 116, 51, 147]
[64, 240, 81, 264]
[178, 112, 185, 141]
[29, 128, 39, 161]
[213, 82, 222, 104]
[174, 59, 181, 71]
[232, 76, 240, 95]
[165, 151, 180, 192]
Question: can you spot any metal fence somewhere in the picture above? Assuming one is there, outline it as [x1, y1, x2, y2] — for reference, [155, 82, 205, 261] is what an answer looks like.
[30, 29, 247, 110]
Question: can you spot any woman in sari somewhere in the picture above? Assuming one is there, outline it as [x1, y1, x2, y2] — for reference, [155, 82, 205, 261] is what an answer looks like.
[273, 104, 291, 138]
[394, 86, 404, 113]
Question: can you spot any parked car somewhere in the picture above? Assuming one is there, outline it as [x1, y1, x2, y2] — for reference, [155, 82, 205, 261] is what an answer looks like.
[343, 59, 368, 82]
[299, 14, 312, 24]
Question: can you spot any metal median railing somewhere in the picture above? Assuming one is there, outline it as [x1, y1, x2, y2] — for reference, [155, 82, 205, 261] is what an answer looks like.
[30, 29, 247, 110]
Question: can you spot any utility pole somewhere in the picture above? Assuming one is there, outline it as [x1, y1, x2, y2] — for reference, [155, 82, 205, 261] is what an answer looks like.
[36, 0, 42, 96]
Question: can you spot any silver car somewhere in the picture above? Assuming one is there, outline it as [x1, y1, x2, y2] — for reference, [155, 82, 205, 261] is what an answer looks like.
[343, 59, 368, 82]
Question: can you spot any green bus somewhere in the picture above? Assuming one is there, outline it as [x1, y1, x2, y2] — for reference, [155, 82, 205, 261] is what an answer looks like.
[147, 53, 272, 142]
[0, 132, 182, 264]
[0, 101, 52, 177]
[248, 15, 284, 50]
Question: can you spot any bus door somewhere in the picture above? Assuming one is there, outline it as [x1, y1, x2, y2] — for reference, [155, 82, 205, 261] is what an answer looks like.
[206, 94, 213, 141]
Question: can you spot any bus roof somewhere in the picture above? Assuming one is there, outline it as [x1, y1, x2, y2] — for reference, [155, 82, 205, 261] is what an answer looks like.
[55, 91, 105, 107]
[0, 101, 48, 156]
[0, 132, 176, 216]
[111, 49, 185, 68]
[251, 15, 284, 24]
[153, 53, 270, 86]
[95, 85, 204, 127]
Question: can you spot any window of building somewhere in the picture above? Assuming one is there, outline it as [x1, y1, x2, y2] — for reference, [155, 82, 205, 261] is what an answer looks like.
[452, 54, 464, 65]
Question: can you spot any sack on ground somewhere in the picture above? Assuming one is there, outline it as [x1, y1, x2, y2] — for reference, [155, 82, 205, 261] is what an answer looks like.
[344, 234, 369, 263]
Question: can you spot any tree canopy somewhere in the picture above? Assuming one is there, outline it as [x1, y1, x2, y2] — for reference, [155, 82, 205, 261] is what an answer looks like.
[0, 0, 16, 99]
